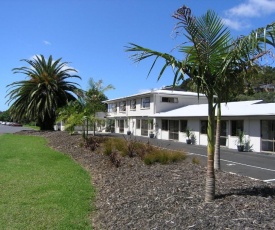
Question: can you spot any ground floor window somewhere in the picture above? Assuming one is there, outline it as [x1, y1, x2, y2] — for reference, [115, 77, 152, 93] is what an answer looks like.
[220, 120, 228, 146]
[231, 120, 243, 136]
[162, 119, 168, 131]
[200, 120, 208, 134]
[180, 120, 188, 132]
[261, 120, 275, 152]
[136, 119, 141, 129]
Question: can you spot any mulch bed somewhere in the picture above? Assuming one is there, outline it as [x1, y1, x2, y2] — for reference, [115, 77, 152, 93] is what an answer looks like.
[16, 130, 275, 229]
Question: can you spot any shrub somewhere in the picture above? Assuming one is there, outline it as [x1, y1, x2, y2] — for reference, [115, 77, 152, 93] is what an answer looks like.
[192, 157, 200, 164]
[103, 138, 114, 156]
[110, 150, 122, 167]
[143, 149, 186, 165]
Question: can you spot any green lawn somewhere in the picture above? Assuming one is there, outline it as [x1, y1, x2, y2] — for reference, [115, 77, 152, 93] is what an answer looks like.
[0, 134, 94, 229]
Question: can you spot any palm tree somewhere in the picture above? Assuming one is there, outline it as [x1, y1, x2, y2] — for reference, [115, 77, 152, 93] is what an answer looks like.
[126, 6, 275, 202]
[6, 55, 81, 130]
[84, 78, 114, 136]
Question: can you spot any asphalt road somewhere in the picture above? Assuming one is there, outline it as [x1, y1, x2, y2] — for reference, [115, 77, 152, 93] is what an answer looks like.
[0, 124, 33, 134]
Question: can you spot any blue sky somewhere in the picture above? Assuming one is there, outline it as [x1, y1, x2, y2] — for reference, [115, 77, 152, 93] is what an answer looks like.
[1, 0, 275, 111]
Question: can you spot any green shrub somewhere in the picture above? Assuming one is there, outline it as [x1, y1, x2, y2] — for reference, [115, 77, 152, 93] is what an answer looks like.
[103, 138, 114, 156]
[143, 149, 186, 165]
[192, 157, 200, 164]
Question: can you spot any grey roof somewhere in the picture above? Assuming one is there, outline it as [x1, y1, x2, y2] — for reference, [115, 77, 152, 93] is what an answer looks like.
[152, 100, 275, 118]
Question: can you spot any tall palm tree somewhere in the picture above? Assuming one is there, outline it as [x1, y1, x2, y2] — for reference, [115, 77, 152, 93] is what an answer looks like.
[126, 6, 275, 202]
[6, 55, 81, 130]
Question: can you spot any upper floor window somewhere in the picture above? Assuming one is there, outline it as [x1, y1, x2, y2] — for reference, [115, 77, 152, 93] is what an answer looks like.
[119, 101, 126, 112]
[161, 97, 178, 103]
[141, 97, 150, 109]
[108, 103, 117, 112]
[231, 120, 243, 136]
[130, 99, 136, 110]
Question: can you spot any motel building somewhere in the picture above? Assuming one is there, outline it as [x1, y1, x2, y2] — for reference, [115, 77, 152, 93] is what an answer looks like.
[104, 89, 275, 153]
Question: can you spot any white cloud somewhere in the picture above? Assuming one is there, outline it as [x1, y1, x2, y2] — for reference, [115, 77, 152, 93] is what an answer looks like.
[222, 0, 275, 30]
[225, 0, 275, 18]
[43, 40, 51, 45]
[222, 18, 251, 31]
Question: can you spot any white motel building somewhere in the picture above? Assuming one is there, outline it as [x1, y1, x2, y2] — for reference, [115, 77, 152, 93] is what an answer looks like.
[103, 89, 275, 153]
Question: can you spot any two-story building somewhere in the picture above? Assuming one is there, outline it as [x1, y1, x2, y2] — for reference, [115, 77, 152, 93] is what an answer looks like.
[104, 89, 275, 153]
[104, 89, 208, 137]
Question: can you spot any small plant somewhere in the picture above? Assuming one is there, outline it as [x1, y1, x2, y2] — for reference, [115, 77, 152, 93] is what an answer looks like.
[185, 127, 193, 144]
[192, 157, 200, 164]
[109, 150, 122, 167]
[103, 138, 114, 156]
[143, 149, 187, 165]
[236, 130, 245, 152]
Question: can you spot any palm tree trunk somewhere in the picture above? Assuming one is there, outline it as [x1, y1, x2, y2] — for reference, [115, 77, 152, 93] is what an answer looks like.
[86, 119, 89, 138]
[205, 95, 216, 202]
[214, 102, 221, 170]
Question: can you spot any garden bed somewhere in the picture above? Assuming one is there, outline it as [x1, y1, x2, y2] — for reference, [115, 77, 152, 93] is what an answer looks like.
[17, 130, 275, 229]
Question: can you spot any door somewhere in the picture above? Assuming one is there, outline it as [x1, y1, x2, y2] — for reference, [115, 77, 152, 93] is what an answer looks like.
[141, 119, 148, 136]
[119, 120, 124, 133]
[169, 120, 179, 140]
[261, 120, 275, 152]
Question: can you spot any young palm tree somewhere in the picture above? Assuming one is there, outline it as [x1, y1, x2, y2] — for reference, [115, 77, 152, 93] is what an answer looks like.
[126, 6, 275, 202]
[85, 78, 114, 136]
[6, 55, 81, 130]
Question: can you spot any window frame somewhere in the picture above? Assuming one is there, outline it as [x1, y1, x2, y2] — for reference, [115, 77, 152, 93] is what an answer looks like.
[180, 120, 188, 132]
[200, 120, 208, 134]
[161, 97, 179, 103]
[162, 119, 169, 131]
[141, 97, 150, 109]
[130, 99, 136, 110]
[119, 101, 126, 112]
[231, 120, 244, 136]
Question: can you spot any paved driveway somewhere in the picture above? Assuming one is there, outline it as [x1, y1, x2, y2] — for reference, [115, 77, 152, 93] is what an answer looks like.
[0, 124, 34, 134]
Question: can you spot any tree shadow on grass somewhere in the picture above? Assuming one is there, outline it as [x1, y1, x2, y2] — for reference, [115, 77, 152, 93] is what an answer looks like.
[216, 185, 275, 199]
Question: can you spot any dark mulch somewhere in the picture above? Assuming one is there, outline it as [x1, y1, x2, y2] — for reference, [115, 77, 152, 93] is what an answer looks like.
[16, 130, 275, 229]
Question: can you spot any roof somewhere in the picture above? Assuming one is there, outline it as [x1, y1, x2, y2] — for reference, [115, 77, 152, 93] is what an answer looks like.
[152, 100, 275, 118]
[103, 89, 206, 103]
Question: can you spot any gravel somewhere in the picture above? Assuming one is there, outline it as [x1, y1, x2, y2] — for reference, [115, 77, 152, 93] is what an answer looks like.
[16, 130, 275, 229]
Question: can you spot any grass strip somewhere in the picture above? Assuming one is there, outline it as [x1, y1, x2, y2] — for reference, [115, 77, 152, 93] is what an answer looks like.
[0, 134, 94, 229]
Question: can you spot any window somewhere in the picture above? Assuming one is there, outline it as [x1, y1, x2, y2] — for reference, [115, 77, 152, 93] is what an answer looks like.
[161, 97, 178, 103]
[180, 120, 188, 132]
[201, 120, 208, 134]
[148, 119, 153, 130]
[108, 103, 117, 112]
[130, 99, 136, 110]
[141, 97, 150, 109]
[119, 101, 126, 112]
[162, 119, 168, 131]
[231, 120, 243, 136]
[136, 119, 141, 129]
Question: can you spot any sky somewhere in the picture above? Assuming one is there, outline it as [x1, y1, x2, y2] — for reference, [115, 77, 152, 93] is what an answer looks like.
[1, 0, 275, 111]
